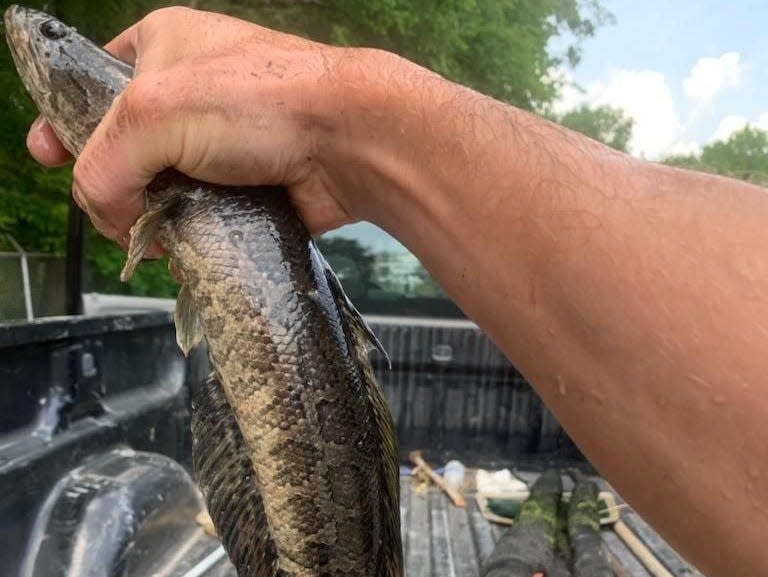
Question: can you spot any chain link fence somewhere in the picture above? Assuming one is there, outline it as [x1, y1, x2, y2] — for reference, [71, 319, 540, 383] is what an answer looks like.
[0, 234, 66, 322]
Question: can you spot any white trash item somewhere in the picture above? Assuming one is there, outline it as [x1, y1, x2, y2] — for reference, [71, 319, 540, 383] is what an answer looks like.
[443, 460, 466, 489]
[475, 468, 528, 494]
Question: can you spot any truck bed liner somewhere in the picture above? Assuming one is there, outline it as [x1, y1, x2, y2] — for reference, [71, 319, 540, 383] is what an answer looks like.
[178, 477, 701, 577]
[0, 312, 703, 577]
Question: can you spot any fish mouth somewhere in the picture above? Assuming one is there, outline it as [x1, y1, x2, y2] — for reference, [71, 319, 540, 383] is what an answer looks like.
[4, 5, 35, 63]
[4, 5, 50, 30]
[4, 5, 26, 55]
[3, 4, 20, 31]
[4, 5, 59, 53]
[4, 5, 54, 98]
[4, 5, 42, 42]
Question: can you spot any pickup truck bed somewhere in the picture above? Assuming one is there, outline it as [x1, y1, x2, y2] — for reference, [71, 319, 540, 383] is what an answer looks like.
[0, 311, 702, 577]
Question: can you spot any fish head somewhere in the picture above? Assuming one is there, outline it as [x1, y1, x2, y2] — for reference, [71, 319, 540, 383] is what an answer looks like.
[4, 5, 68, 108]
[4, 4, 132, 155]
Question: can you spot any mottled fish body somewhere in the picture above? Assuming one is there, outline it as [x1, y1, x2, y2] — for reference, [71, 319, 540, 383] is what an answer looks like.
[4, 6, 401, 577]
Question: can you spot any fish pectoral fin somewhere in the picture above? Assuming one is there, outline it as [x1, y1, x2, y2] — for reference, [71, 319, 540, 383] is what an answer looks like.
[175, 283, 205, 356]
[120, 198, 175, 282]
[314, 243, 391, 368]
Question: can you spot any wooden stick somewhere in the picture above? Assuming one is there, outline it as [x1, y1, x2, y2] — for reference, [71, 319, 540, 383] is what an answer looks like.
[412, 465, 430, 485]
[613, 520, 674, 577]
[409, 451, 466, 507]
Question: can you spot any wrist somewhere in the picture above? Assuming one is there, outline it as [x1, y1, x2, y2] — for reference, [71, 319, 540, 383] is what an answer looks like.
[318, 47, 454, 229]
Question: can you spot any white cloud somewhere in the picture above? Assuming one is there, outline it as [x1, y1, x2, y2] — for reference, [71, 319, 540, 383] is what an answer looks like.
[710, 115, 748, 142]
[552, 52, 753, 159]
[683, 52, 743, 110]
[547, 67, 584, 115]
[554, 67, 684, 159]
[710, 113, 768, 142]
[592, 70, 682, 159]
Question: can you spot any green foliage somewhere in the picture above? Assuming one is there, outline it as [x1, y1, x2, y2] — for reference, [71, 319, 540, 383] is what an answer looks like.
[1, 0, 609, 300]
[85, 230, 178, 296]
[663, 126, 768, 186]
[555, 104, 634, 152]
[701, 126, 768, 184]
[1, 0, 176, 296]
[661, 153, 703, 171]
[39, 0, 174, 43]
[1, 0, 72, 254]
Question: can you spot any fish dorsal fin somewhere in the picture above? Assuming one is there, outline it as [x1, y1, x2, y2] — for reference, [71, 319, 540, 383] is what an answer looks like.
[175, 283, 205, 356]
[312, 242, 402, 577]
[314, 244, 391, 368]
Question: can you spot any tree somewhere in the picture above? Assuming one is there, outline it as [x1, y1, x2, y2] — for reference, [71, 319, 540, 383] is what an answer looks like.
[661, 153, 703, 172]
[700, 126, 768, 184]
[555, 104, 634, 152]
[663, 126, 768, 186]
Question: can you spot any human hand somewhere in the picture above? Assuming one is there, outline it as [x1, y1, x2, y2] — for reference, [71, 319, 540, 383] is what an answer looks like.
[26, 7, 422, 245]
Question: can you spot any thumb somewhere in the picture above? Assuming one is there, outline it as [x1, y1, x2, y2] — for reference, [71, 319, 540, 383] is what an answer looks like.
[103, 21, 139, 66]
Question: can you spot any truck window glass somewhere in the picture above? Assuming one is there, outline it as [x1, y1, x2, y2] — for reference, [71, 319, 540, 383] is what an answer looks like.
[317, 222, 464, 318]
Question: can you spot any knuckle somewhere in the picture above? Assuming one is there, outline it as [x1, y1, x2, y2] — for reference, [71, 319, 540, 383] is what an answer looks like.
[102, 74, 195, 176]
[113, 75, 169, 131]
[141, 6, 194, 29]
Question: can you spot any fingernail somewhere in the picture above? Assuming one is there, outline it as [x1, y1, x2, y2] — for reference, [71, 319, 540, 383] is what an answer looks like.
[28, 118, 50, 152]
[119, 234, 130, 251]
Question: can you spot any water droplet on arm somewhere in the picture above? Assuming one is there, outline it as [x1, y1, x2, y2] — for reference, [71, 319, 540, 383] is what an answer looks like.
[556, 375, 567, 396]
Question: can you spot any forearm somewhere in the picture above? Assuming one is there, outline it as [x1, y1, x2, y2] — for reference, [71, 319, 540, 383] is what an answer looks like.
[340, 51, 768, 577]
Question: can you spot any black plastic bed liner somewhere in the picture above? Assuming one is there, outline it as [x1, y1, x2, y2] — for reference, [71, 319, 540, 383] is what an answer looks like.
[86, 471, 702, 577]
[0, 312, 703, 576]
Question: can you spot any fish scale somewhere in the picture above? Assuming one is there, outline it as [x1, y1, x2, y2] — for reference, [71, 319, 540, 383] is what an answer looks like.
[193, 373, 279, 577]
[4, 6, 402, 577]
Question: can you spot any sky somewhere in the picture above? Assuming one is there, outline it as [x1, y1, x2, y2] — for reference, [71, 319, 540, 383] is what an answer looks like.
[552, 0, 768, 159]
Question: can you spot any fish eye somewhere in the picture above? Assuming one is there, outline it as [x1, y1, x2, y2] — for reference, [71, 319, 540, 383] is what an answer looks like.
[39, 19, 68, 40]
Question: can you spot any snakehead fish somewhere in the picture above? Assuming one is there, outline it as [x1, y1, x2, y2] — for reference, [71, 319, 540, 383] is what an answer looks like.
[4, 6, 402, 577]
